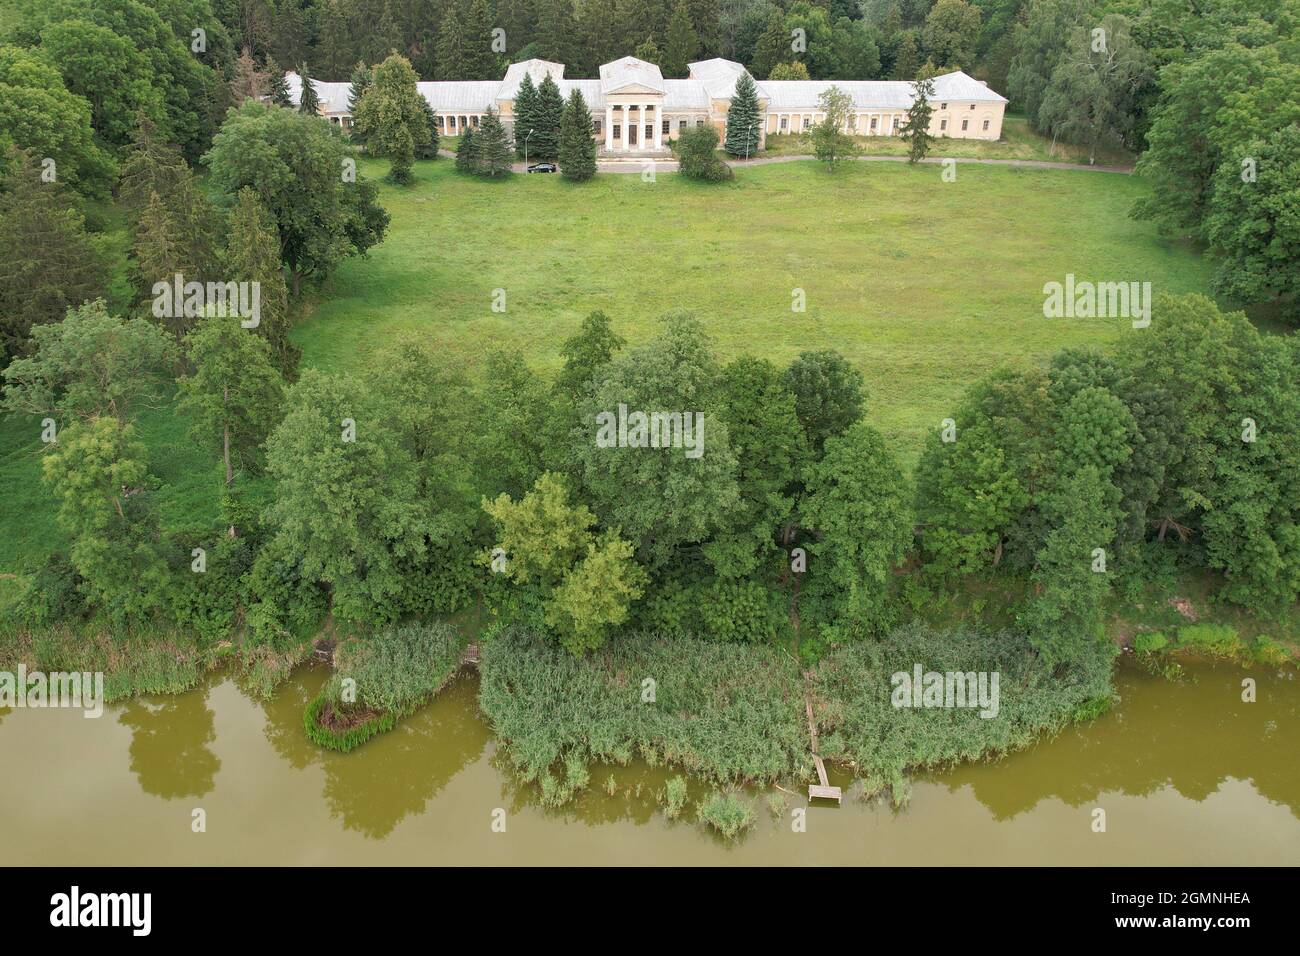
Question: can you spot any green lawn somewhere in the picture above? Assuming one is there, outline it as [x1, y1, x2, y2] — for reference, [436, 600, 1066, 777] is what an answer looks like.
[0, 155, 1215, 576]
[296, 156, 1211, 454]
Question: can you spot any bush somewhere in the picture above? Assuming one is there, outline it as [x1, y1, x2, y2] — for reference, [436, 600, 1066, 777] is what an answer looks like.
[17, 553, 86, 625]
[1176, 623, 1241, 658]
[1252, 635, 1293, 666]
[697, 792, 755, 839]
[1133, 631, 1169, 654]
[675, 125, 734, 182]
[664, 775, 688, 819]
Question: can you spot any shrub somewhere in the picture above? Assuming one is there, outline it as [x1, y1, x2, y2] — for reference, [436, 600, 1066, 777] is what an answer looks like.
[1133, 631, 1169, 654]
[697, 792, 755, 839]
[17, 553, 86, 625]
[1252, 635, 1293, 666]
[675, 125, 733, 182]
[1176, 623, 1241, 658]
[664, 775, 688, 819]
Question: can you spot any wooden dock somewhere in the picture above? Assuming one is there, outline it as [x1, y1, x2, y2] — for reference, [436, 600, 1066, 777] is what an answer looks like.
[461, 643, 480, 667]
[804, 694, 842, 804]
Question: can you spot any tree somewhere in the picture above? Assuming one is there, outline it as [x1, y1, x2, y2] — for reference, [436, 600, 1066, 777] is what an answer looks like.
[475, 107, 515, 176]
[455, 126, 479, 173]
[554, 310, 625, 401]
[558, 89, 598, 181]
[224, 187, 298, 375]
[176, 314, 284, 533]
[434, 0, 467, 79]
[513, 73, 540, 159]
[117, 115, 189, 222]
[899, 73, 935, 161]
[353, 53, 431, 184]
[768, 61, 811, 81]
[204, 101, 390, 296]
[297, 64, 320, 114]
[811, 85, 861, 169]
[41, 416, 170, 623]
[230, 46, 270, 106]
[889, 31, 919, 80]
[0, 47, 116, 197]
[474, 350, 551, 500]
[463, 0, 501, 79]
[830, 17, 881, 80]
[267, 58, 293, 107]
[635, 36, 662, 65]
[1006, 0, 1092, 134]
[724, 71, 762, 158]
[675, 123, 734, 180]
[533, 74, 566, 161]
[1204, 127, 1300, 322]
[573, 311, 740, 570]
[750, 11, 788, 79]
[921, 0, 981, 70]
[416, 97, 441, 159]
[800, 422, 913, 640]
[783, 349, 865, 453]
[545, 532, 647, 655]
[663, 1, 700, 78]
[1036, 15, 1150, 164]
[2, 300, 173, 425]
[0, 150, 109, 366]
[347, 60, 372, 116]
[130, 177, 221, 328]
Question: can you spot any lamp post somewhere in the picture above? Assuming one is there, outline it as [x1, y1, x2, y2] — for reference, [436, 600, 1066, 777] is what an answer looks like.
[745, 121, 755, 161]
[524, 128, 533, 168]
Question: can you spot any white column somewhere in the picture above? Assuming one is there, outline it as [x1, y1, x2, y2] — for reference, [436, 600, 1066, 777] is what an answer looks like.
[653, 105, 662, 149]
[628, 105, 638, 150]
[605, 105, 613, 151]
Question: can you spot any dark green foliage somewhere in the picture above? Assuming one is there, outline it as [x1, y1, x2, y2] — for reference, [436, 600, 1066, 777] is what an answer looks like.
[675, 124, 733, 181]
[899, 74, 934, 163]
[297, 64, 320, 114]
[532, 74, 565, 161]
[558, 88, 597, 181]
[512, 73, 540, 159]
[474, 108, 514, 176]
[783, 349, 866, 454]
[455, 126, 479, 173]
[723, 71, 762, 157]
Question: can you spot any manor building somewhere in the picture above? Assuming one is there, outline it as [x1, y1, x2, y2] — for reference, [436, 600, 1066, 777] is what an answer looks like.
[287, 55, 1007, 155]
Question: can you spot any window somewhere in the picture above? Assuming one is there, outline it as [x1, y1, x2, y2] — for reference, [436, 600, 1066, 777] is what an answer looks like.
[982, 119, 990, 130]
[614, 124, 621, 140]
[679, 119, 687, 131]
[802, 116, 811, 129]
[696, 118, 705, 127]
[940, 102, 947, 110]
[662, 120, 670, 134]
[940, 119, 947, 131]
[892, 115, 901, 131]
[471, 115, 479, 127]
[869, 117, 878, 131]
[961, 119, 968, 131]
[780, 117, 788, 130]
[594, 120, 602, 135]
[969, 104, 975, 109]
[645, 124, 652, 139]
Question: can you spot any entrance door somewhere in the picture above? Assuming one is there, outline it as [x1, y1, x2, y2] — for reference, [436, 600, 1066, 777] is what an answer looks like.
[628, 122, 638, 146]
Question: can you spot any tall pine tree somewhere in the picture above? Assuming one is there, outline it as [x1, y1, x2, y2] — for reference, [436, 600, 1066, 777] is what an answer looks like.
[225, 187, 298, 377]
[475, 107, 514, 176]
[297, 64, 320, 114]
[724, 71, 762, 157]
[533, 74, 566, 160]
[558, 89, 597, 181]
[663, 1, 699, 78]
[900, 74, 935, 163]
[513, 72, 541, 158]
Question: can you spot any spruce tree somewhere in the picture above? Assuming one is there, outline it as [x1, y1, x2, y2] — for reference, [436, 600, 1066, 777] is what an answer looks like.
[435, 4, 467, 80]
[225, 187, 298, 377]
[475, 107, 514, 176]
[724, 71, 762, 157]
[663, 2, 699, 78]
[751, 11, 788, 79]
[455, 126, 479, 173]
[297, 64, 320, 114]
[513, 73, 540, 159]
[463, 0, 500, 80]
[558, 89, 597, 181]
[117, 115, 189, 224]
[348, 61, 372, 114]
[266, 58, 293, 107]
[417, 98, 441, 159]
[533, 74, 565, 160]
[900, 74, 935, 163]
[0, 149, 109, 366]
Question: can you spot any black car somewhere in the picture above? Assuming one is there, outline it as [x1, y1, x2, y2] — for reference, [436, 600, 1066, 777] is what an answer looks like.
[527, 162, 557, 173]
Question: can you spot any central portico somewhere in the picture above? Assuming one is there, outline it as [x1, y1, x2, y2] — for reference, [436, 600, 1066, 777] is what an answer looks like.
[599, 57, 667, 154]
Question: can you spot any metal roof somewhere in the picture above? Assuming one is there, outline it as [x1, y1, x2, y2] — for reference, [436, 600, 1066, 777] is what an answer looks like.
[496, 59, 565, 101]
[599, 56, 665, 95]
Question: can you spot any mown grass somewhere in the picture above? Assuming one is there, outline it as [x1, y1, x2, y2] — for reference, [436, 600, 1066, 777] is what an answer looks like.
[759, 115, 1136, 166]
[294, 156, 1211, 467]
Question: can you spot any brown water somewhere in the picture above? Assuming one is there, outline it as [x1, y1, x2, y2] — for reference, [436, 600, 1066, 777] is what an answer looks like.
[2, 660, 1296, 865]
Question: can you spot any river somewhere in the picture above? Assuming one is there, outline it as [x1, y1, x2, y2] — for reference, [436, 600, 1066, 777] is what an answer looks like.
[2, 659, 1296, 864]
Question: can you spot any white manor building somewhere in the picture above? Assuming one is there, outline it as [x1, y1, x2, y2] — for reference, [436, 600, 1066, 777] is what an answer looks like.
[286, 55, 1007, 156]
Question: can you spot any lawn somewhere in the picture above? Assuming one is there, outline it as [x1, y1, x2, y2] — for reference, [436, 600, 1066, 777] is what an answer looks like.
[296, 156, 1210, 454]
[0, 155, 1215, 577]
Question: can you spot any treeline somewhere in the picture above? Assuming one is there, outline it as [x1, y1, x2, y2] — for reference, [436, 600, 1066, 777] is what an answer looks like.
[5, 280, 1298, 675]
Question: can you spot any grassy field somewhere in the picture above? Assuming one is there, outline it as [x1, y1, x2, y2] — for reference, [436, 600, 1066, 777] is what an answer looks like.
[0, 155, 1215, 577]
[757, 115, 1137, 166]
[296, 156, 1210, 449]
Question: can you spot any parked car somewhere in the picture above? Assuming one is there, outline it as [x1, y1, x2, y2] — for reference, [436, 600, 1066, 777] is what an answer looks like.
[527, 162, 557, 173]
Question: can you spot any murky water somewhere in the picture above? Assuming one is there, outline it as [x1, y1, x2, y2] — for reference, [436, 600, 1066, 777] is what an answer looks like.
[1, 660, 1296, 864]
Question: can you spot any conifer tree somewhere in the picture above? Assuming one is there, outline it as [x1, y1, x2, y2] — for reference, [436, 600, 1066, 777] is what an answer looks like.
[416, 98, 441, 159]
[513, 73, 541, 159]
[455, 125, 479, 173]
[0, 149, 109, 366]
[900, 73, 935, 163]
[475, 107, 514, 176]
[266, 58, 293, 107]
[231, 47, 271, 106]
[558, 89, 597, 181]
[663, 2, 699, 78]
[751, 11, 788, 79]
[463, 0, 500, 80]
[435, 3, 468, 79]
[297, 64, 320, 114]
[533, 74, 566, 160]
[724, 71, 762, 157]
[348, 61, 372, 114]
[117, 115, 190, 225]
[225, 187, 298, 377]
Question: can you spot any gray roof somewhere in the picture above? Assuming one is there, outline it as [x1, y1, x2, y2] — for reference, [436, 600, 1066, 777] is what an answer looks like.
[286, 65, 1006, 118]
[599, 56, 665, 95]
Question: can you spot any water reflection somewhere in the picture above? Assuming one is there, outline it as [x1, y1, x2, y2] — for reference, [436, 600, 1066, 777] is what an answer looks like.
[117, 691, 220, 799]
[935, 663, 1300, 820]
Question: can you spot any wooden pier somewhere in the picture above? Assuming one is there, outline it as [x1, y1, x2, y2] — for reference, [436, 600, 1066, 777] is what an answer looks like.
[804, 693, 842, 803]
[461, 643, 480, 667]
